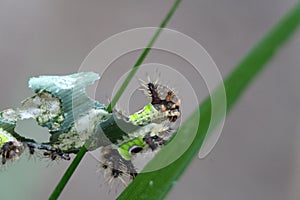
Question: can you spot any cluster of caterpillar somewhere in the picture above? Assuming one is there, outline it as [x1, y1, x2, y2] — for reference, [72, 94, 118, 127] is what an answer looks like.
[0, 73, 181, 190]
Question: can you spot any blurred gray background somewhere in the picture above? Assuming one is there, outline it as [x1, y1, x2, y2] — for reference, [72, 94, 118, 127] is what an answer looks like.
[0, 0, 300, 200]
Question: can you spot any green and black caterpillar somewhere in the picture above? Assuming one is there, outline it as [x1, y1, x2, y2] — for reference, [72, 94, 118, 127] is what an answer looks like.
[100, 81, 180, 179]
[0, 72, 180, 180]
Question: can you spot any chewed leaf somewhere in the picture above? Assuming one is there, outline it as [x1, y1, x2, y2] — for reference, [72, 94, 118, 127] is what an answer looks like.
[28, 72, 106, 134]
[0, 72, 112, 158]
[25, 72, 110, 152]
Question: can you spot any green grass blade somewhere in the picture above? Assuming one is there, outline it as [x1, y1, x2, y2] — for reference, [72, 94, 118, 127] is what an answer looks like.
[117, 2, 300, 200]
[49, 0, 182, 199]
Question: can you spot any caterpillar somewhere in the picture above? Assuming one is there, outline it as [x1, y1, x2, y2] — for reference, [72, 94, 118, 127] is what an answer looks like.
[100, 81, 180, 179]
[0, 72, 180, 182]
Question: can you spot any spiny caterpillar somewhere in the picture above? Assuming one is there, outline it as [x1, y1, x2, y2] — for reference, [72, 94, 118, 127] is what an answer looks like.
[100, 81, 180, 179]
[0, 72, 180, 183]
